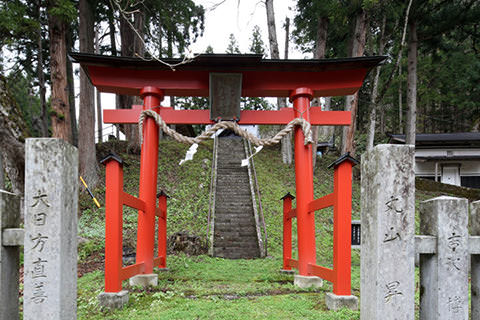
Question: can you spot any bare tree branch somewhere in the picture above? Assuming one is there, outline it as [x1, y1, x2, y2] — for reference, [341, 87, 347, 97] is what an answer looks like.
[110, 0, 197, 70]
[375, 0, 414, 105]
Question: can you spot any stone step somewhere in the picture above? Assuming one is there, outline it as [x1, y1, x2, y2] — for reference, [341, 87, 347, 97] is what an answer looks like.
[214, 234, 258, 241]
[213, 247, 260, 255]
[215, 210, 253, 215]
[214, 197, 252, 202]
[214, 215, 255, 221]
[216, 175, 250, 180]
[214, 213, 255, 219]
[214, 222, 256, 228]
[213, 136, 260, 259]
[215, 186, 251, 190]
[214, 204, 254, 209]
[214, 228, 257, 235]
[215, 242, 260, 252]
[214, 197, 252, 201]
[212, 221, 253, 228]
[214, 211, 255, 216]
[214, 220, 256, 227]
[215, 190, 252, 194]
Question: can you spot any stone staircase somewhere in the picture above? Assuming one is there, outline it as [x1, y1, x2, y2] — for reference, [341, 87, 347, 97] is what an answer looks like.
[211, 135, 261, 259]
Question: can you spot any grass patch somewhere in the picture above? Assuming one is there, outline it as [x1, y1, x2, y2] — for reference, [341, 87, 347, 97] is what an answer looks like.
[77, 140, 465, 318]
[78, 255, 360, 320]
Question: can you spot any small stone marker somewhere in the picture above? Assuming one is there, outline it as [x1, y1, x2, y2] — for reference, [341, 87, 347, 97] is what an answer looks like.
[360, 144, 415, 320]
[0, 190, 21, 320]
[471, 200, 480, 319]
[419, 196, 469, 320]
[23, 138, 78, 320]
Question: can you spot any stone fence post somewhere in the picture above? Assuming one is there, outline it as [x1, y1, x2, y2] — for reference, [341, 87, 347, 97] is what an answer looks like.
[23, 138, 78, 320]
[0, 190, 22, 319]
[419, 196, 469, 320]
[360, 144, 415, 320]
[470, 200, 480, 319]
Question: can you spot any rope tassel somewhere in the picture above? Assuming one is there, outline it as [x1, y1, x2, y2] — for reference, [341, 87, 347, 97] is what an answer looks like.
[138, 109, 314, 147]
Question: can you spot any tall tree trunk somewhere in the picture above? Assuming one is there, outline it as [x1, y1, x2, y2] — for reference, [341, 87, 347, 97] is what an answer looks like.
[36, 1, 48, 137]
[284, 18, 290, 59]
[0, 124, 24, 194]
[366, 14, 386, 151]
[131, 10, 145, 143]
[398, 64, 403, 133]
[108, 2, 117, 56]
[47, 3, 72, 143]
[0, 156, 3, 189]
[405, 20, 417, 145]
[119, 10, 140, 151]
[341, 9, 367, 155]
[312, 16, 329, 169]
[95, 26, 103, 143]
[265, 0, 284, 108]
[281, 17, 292, 165]
[108, 2, 121, 140]
[79, 0, 100, 188]
[66, 25, 77, 146]
[0, 78, 26, 194]
[133, 10, 145, 58]
[265, 0, 290, 164]
[265, 0, 280, 59]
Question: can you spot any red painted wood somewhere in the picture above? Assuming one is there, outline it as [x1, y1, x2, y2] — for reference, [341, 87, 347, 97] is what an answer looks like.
[291, 88, 316, 277]
[308, 264, 335, 283]
[157, 194, 167, 269]
[308, 193, 334, 212]
[282, 196, 293, 271]
[287, 208, 297, 220]
[153, 256, 165, 268]
[333, 161, 353, 295]
[103, 107, 351, 126]
[120, 262, 145, 281]
[104, 160, 124, 292]
[135, 88, 163, 274]
[155, 207, 165, 219]
[122, 192, 146, 211]
[88, 66, 369, 98]
[287, 259, 299, 269]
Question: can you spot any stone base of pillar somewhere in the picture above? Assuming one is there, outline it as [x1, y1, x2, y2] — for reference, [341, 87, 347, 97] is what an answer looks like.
[325, 292, 358, 311]
[280, 269, 295, 274]
[293, 275, 323, 288]
[129, 274, 158, 287]
[157, 268, 169, 272]
[98, 290, 129, 309]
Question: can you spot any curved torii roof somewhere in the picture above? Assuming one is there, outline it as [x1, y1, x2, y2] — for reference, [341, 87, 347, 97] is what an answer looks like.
[70, 53, 386, 98]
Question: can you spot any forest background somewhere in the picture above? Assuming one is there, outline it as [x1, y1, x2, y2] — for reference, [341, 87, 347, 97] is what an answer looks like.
[0, 0, 479, 194]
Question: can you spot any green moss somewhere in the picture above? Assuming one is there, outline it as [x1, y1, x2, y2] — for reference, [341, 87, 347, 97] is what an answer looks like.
[415, 177, 480, 201]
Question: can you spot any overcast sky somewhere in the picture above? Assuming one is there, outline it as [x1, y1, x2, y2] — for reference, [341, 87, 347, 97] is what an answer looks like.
[190, 0, 305, 58]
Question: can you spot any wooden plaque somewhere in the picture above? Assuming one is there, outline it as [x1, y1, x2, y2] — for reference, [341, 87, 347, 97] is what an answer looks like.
[209, 73, 242, 121]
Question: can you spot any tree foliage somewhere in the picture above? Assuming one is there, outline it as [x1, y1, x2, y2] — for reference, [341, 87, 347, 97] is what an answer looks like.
[293, 0, 480, 137]
[226, 33, 241, 54]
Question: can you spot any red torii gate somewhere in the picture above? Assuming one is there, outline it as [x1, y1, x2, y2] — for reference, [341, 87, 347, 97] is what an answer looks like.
[73, 53, 384, 300]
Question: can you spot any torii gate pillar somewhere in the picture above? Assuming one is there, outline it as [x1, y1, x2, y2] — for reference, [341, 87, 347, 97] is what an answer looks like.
[132, 87, 164, 286]
[290, 88, 317, 281]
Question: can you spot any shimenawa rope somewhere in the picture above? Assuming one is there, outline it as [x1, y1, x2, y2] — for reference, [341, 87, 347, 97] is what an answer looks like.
[138, 109, 313, 146]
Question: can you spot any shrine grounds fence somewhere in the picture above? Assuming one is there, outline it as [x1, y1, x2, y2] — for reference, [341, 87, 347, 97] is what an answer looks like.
[361, 144, 480, 320]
